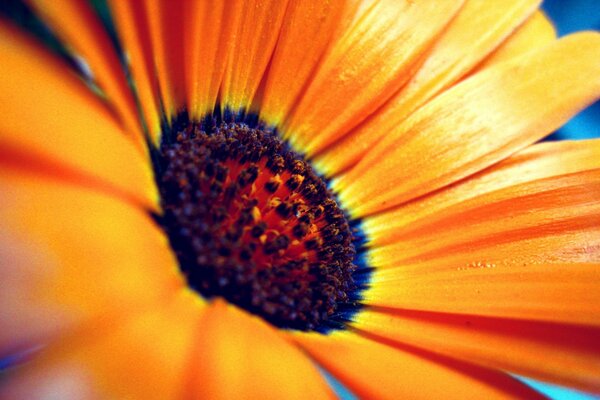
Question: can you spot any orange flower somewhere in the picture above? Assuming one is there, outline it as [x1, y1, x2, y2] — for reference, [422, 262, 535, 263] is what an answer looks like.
[1, 0, 600, 398]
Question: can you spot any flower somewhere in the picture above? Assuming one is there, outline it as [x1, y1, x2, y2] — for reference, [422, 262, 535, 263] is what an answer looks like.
[1, 0, 600, 398]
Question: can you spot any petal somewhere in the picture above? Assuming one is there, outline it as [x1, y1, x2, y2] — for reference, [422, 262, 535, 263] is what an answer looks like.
[292, 330, 544, 399]
[145, 0, 186, 121]
[367, 169, 600, 270]
[475, 10, 556, 71]
[366, 139, 600, 246]
[336, 32, 600, 217]
[220, 0, 290, 114]
[353, 308, 600, 393]
[108, 0, 162, 144]
[186, 300, 335, 400]
[0, 168, 183, 358]
[315, 0, 542, 175]
[0, 22, 158, 209]
[258, 0, 347, 127]
[183, 0, 230, 119]
[27, 0, 146, 147]
[284, 0, 464, 156]
[1, 291, 203, 400]
[366, 263, 600, 326]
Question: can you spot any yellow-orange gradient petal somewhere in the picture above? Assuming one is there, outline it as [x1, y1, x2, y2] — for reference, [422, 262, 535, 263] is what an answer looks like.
[108, 0, 162, 144]
[185, 300, 335, 400]
[316, 0, 541, 175]
[366, 263, 600, 326]
[0, 168, 183, 359]
[366, 139, 600, 246]
[220, 0, 290, 115]
[284, 0, 464, 156]
[0, 22, 158, 209]
[293, 331, 544, 399]
[259, 0, 346, 127]
[145, 0, 186, 122]
[365, 170, 600, 317]
[475, 10, 556, 72]
[0, 291, 203, 400]
[27, 0, 146, 148]
[183, 0, 230, 119]
[353, 308, 600, 393]
[337, 32, 600, 217]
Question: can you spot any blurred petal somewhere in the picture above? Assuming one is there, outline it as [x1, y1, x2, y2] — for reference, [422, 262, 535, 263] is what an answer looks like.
[293, 330, 544, 399]
[0, 21, 158, 209]
[186, 300, 335, 400]
[0, 168, 183, 358]
[1, 291, 203, 400]
[353, 308, 600, 393]
[27, 0, 146, 147]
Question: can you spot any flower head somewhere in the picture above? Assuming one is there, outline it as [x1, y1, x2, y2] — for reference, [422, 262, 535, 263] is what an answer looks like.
[1, 0, 600, 398]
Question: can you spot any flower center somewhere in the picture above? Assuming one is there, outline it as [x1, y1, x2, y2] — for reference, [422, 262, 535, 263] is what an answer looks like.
[154, 116, 363, 331]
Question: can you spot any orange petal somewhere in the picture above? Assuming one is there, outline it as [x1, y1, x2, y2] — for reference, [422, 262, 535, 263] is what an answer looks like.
[284, 0, 464, 156]
[0, 22, 158, 209]
[336, 32, 600, 217]
[108, 0, 162, 144]
[292, 330, 544, 399]
[145, 0, 186, 121]
[186, 300, 335, 400]
[367, 169, 600, 272]
[366, 139, 600, 246]
[475, 11, 556, 72]
[366, 262, 600, 326]
[220, 0, 290, 115]
[258, 0, 347, 127]
[27, 0, 146, 148]
[353, 308, 600, 393]
[1, 291, 203, 400]
[0, 168, 183, 358]
[183, 0, 230, 119]
[315, 0, 542, 175]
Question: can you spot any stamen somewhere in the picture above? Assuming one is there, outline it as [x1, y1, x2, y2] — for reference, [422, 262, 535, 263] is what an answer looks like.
[155, 118, 362, 331]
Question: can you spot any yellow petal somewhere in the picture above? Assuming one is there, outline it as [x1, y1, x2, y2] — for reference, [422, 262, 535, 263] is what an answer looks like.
[475, 10, 556, 72]
[0, 168, 183, 357]
[220, 0, 290, 114]
[27, 0, 146, 148]
[1, 291, 203, 400]
[185, 300, 335, 399]
[0, 22, 158, 209]
[316, 0, 542, 176]
[337, 32, 600, 217]
[353, 307, 600, 393]
[108, 0, 162, 144]
[293, 330, 543, 399]
[366, 139, 600, 246]
[285, 0, 464, 156]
